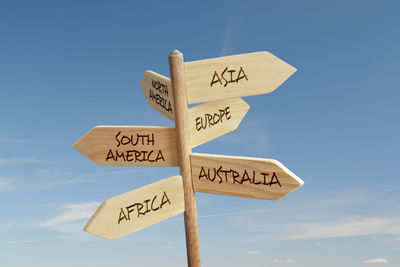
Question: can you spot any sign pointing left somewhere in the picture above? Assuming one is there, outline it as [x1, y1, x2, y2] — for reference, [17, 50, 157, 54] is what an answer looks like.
[73, 126, 178, 166]
[85, 175, 185, 240]
[140, 70, 174, 121]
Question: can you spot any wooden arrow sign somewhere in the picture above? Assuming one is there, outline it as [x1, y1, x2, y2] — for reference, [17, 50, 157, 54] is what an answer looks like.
[140, 71, 175, 121]
[185, 51, 297, 104]
[189, 97, 249, 148]
[191, 153, 303, 200]
[84, 175, 184, 240]
[73, 126, 178, 166]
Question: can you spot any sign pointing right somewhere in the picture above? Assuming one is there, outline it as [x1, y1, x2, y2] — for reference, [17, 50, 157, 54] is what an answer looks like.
[185, 51, 296, 104]
[191, 153, 303, 200]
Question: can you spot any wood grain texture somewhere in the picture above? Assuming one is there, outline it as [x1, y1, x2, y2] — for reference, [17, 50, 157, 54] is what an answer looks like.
[73, 126, 178, 166]
[169, 50, 201, 267]
[189, 98, 249, 148]
[141, 70, 175, 121]
[84, 175, 184, 240]
[191, 153, 304, 200]
[185, 51, 297, 104]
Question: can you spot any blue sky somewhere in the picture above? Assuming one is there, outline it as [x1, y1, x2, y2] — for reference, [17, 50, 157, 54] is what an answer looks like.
[1, 0, 399, 266]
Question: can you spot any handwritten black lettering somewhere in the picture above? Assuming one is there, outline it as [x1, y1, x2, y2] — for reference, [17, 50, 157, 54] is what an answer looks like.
[105, 149, 166, 163]
[160, 191, 171, 209]
[210, 71, 223, 87]
[198, 167, 282, 188]
[115, 132, 155, 147]
[152, 79, 169, 97]
[118, 191, 172, 224]
[210, 66, 248, 87]
[195, 106, 231, 131]
[149, 89, 173, 114]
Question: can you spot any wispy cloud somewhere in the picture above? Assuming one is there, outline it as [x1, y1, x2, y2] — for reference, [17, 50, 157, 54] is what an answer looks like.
[210, 188, 400, 241]
[0, 157, 60, 165]
[34, 202, 100, 232]
[162, 245, 175, 250]
[0, 239, 40, 245]
[283, 217, 400, 240]
[219, 117, 271, 152]
[0, 177, 15, 193]
[364, 258, 389, 264]
[34, 177, 96, 191]
[272, 259, 296, 264]
[0, 137, 60, 145]
[220, 19, 236, 56]
[56, 233, 93, 242]
[1, 168, 146, 193]
[247, 250, 260, 255]
[219, 5, 247, 56]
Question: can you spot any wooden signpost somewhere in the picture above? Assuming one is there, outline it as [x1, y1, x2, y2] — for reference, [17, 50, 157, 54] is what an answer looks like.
[74, 50, 303, 267]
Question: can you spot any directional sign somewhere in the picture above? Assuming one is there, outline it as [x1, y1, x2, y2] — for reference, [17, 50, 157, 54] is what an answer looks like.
[191, 153, 303, 200]
[140, 71, 174, 121]
[73, 126, 178, 166]
[84, 175, 184, 240]
[185, 51, 297, 104]
[189, 98, 249, 148]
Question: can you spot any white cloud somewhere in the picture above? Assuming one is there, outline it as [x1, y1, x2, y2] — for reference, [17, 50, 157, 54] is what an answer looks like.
[34, 202, 100, 232]
[244, 216, 400, 241]
[364, 258, 389, 264]
[162, 245, 175, 250]
[247, 250, 260, 255]
[57, 233, 93, 242]
[225, 187, 400, 241]
[0, 137, 59, 145]
[0, 177, 14, 192]
[219, 5, 247, 56]
[35, 178, 94, 191]
[220, 19, 236, 56]
[285, 217, 400, 240]
[272, 259, 296, 264]
[219, 117, 271, 151]
[0, 239, 40, 245]
[0, 157, 58, 164]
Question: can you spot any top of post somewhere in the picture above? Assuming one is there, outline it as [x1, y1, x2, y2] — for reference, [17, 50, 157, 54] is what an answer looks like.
[169, 50, 183, 58]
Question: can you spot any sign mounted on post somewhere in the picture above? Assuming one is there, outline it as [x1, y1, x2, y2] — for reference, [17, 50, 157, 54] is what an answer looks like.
[191, 153, 303, 200]
[185, 51, 297, 104]
[141, 71, 175, 121]
[73, 126, 178, 166]
[84, 175, 185, 240]
[188, 97, 249, 148]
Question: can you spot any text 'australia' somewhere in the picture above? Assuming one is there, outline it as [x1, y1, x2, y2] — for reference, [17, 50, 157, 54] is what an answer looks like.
[198, 166, 281, 187]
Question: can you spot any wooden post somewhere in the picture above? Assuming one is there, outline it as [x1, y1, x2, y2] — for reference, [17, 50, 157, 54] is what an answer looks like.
[169, 50, 201, 267]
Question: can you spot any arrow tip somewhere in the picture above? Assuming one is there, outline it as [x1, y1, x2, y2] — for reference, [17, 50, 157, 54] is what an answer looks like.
[72, 137, 83, 152]
[83, 201, 115, 239]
